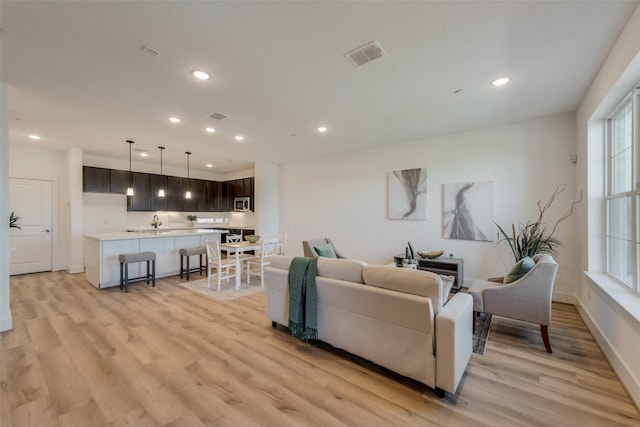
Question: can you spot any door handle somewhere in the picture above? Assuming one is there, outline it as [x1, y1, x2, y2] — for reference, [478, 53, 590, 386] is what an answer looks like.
[42, 229, 51, 233]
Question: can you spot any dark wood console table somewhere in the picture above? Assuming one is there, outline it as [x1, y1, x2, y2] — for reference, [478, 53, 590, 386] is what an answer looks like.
[393, 255, 464, 291]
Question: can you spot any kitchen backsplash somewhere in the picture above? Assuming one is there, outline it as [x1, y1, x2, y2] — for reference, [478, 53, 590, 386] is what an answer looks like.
[83, 192, 255, 233]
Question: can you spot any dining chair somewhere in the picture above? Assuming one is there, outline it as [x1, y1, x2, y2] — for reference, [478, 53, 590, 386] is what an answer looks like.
[226, 234, 242, 243]
[276, 234, 287, 255]
[246, 237, 279, 287]
[224, 233, 256, 281]
[205, 239, 236, 291]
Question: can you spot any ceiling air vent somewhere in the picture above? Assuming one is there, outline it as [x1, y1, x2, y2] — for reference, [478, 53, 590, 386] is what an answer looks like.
[207, 111, 228, 121]
[344, 40, 386, 67]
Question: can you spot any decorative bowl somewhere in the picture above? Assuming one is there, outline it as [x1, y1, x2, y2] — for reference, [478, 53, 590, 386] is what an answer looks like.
[245, 235, 260, 243]
[418, 250, 444, 259]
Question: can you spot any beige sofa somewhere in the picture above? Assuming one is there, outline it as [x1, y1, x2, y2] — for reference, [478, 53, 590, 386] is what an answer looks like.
[264, 255, 473, 396]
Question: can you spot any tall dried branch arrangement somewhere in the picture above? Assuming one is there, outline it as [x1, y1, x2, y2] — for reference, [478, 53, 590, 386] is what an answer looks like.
[495, 185, 582, 262]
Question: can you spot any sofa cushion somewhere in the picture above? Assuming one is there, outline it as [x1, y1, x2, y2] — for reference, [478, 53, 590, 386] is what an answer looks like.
[503, 256, 535, 284]
[314, 243, 338, 258]
[362, 265, 444, 310]
[317, 257, 367, 284]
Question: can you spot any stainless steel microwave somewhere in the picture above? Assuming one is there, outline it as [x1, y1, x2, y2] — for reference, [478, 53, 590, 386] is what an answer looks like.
[234, 197, 250, 212]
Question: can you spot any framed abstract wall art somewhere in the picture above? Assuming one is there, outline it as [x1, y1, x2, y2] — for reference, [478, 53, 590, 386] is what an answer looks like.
[443, 181, 494, 241]
[388, 168, 427, 220]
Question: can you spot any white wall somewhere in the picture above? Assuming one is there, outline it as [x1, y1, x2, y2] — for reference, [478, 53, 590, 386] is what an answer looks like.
[255, 161, 279, 238]
[575, 3, 640, 408]
[66, 148, 84, 273]
[280, 113, 578, 297]
[1, 83, 12, 332]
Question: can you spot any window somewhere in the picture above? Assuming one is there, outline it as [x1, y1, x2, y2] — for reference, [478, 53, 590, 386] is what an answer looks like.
[606, 88, 639, 292]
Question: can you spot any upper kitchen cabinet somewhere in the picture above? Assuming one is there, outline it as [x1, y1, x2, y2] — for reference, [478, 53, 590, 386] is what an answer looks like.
[110, 169, 130, 194]
[230, 177, 254, 198]
[166, 176, 183, 211]
[203, 181, 232, 212]
[127, 172, 151, 211]
[194, 179, 207, 210]
[83, 166, 110, 193]
[182, 178, 198, 212]
[83, 165, 251, 213]
[150, 174, 168, 211]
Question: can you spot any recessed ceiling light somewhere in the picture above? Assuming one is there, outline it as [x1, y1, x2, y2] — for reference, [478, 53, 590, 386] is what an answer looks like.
[28, 134, 41, 140]
[140, 152, 148, 157]
[192, 70, 210, 80]
[205, 127, 215, 133]
[491, 77, 510, 87]
[205, 163, 213, 168]
[234, 135, 244, 141]
[317, 126, 327, 133]
[169, 117, 181, 123]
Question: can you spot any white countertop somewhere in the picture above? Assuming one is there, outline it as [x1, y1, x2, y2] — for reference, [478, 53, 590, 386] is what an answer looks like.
[84, 228, 227, 241]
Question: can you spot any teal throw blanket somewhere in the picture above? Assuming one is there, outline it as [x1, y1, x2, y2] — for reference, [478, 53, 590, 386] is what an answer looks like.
[288, 257, 318, 341]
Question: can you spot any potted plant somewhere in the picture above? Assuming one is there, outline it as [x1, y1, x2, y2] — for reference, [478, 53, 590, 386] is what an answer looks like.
[9, 211, 21, 229]
[495, 185, 582, 262]
[186, 214, 197, 227]
[403, 241, 417, 269]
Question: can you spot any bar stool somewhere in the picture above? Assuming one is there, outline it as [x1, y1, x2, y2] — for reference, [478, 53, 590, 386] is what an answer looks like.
[179, 246, 206, 280]
[119, 251, 156, 292]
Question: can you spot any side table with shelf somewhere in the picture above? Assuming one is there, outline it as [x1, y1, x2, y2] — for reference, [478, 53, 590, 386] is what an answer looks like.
[393, 255, 464, 292]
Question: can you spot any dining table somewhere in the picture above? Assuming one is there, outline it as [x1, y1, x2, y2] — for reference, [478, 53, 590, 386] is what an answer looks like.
[219, 240, 262, 289]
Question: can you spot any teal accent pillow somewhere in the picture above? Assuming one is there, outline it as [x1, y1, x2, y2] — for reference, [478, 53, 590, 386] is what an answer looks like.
[314, 243, 337, 258]
[503, 256, 535, 284]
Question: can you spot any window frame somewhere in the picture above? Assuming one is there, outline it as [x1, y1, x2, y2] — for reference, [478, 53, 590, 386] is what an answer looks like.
[605, 87, 639, 293]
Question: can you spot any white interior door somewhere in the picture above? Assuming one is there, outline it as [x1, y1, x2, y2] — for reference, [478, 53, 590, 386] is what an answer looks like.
[9, 178, 53, 275]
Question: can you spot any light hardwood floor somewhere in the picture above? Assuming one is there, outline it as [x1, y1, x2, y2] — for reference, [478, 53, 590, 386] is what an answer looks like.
[1, 271, 639, 427]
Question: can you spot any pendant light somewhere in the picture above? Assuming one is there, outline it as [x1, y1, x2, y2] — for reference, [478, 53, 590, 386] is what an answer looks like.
[126, 140, 134, 196]
[184, 151, 192, 199]
[157, 146, 166, 197]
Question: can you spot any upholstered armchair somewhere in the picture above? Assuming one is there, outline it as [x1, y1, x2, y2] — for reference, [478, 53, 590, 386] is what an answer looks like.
[302, 238, 346, 258]
[468, 254, 558, 353]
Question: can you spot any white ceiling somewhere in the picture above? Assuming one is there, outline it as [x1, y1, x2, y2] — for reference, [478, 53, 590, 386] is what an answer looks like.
[1, 1, 638, 173]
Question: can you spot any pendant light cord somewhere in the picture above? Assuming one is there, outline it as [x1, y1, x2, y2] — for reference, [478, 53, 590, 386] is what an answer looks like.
[127, 140, 134, 188]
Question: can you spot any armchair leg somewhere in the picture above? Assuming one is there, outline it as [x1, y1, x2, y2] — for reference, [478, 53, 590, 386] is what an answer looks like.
[541, 325, 552, 353]
[472, 311, 477, 333]
[434, 387, 445, 398]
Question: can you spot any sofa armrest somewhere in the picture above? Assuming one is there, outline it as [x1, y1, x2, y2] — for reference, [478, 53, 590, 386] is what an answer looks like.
[435, 293, 473, 394]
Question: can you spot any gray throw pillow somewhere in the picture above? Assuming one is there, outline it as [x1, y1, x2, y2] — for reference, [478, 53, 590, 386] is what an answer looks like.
[503, 256, 535, 284]
[314, 243, 338, 258]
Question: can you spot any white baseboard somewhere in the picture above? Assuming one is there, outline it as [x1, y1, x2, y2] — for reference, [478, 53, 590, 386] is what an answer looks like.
[575, 299, 640, 410]
[66, 265, 85, 274]
[0, 314, 13, 332]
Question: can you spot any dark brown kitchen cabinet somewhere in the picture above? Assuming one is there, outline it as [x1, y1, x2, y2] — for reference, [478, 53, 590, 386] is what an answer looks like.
[243, 177, 254, 198]
[83, 165, 251, 213]
[166, 176, 183, 211]
[204, 181, 220, 212]
[194, 180, 209, 212]
[127, 172, 151, 211]
[182, 178, 198, 212]
[220, 181, 232, 212]
[110, 169, 130, 194]
[150, 174, 168, 211]
[83, 166, 110, 193]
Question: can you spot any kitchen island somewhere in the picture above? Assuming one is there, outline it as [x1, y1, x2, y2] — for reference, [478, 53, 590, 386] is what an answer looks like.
[84, 229, 228, 288]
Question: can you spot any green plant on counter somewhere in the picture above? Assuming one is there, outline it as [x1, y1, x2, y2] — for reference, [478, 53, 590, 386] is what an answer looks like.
[186, 214, 197, 221]
[9, 211, 21, 229]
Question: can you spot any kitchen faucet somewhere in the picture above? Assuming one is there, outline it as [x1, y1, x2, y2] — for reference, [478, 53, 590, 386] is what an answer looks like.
[151, 214, 162, 231]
